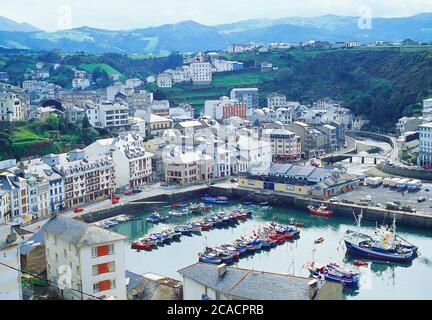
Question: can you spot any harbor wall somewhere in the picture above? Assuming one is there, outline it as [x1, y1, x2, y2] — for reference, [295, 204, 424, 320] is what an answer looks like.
[209, 186, 432, 230]
[77, 184, 432, 230]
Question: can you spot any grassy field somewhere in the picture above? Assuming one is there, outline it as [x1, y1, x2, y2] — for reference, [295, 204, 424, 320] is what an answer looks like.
[79, 63, 124, 80]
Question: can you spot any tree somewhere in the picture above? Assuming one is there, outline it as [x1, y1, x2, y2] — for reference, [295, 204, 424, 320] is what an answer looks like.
[82, 115, 91, 129]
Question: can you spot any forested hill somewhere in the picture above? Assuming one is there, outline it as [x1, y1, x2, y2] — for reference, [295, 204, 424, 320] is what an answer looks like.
[256, 48, 432, 129]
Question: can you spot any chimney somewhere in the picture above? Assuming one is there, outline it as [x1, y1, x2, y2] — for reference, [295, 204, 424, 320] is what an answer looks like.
[308, 279, 319, 300]
[217, 264, 228, 277]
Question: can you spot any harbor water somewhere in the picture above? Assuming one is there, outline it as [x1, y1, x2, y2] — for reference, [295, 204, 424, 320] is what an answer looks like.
[111, 200, 432, 300]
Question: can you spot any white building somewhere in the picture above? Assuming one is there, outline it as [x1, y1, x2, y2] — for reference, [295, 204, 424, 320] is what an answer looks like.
[227, 43, 258, 53]
[423, 98, 432, 121]
[267, 93, 287, 109]
[150, 100, 170, 116]
[163, 149, 214, 184]
[0, 224, 22, 300]
[44, 215, 127, 300]
[190, 62, 212, 85]
[418, 122, 432, 166]
[85, 101, 130, 131]
[84, 134, 153, 190]
[237, 134, 272, 175]
[156, 73, 173, 88]
[72, 78, 91, 90]
[125, 78, 143, 88]
[0, 92, 25, 122]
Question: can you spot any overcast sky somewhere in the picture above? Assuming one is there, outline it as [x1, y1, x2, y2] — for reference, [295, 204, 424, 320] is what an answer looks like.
[2, 0, 432, 31]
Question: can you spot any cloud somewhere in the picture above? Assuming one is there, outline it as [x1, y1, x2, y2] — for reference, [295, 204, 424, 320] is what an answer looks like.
[1, 0, 432, 31]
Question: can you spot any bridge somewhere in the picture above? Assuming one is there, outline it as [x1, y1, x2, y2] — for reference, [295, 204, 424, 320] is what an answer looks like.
[320, 130, 395, 166]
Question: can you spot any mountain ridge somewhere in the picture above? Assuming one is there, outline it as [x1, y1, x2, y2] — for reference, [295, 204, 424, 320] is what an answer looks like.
[0, 13, 431, 53]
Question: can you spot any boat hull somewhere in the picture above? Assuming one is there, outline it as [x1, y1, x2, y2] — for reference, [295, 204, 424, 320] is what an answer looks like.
[344, 240, 417, 262]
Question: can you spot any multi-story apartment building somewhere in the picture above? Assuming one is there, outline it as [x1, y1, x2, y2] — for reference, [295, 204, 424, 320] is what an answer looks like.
[163, 150, 214, 184]
[85, 101, 130, 131]
[0, 92, 25, 122]
[72, 78, 91, 90]
[422, 98, 432, 121]
[287, 121, 328, 158]
[150, 100, 170, 116]
[64, 105, 86, 124]
[227, 43, 258, 53]
[230, 88, 259, 114]
[212, 60, 244, 72]
[84, 134, 153, 190]
[190, 62, 212, 85]
[418, 122, 432, 166]
[12, 158, 65, 214]
[127, 90, 153, 109]
[145, 114, 173, 138]
[0, 224, 22, 300]
[50, 150, 115, 209]
[44, 215, 127, 300]
[61, 90, 98, 107]
[237, 134, 272, 175]
[0, 174, 28, 224]
[262, 129, 302, 162]
[267, 93, 287, 109]
[156, 73, 173, 88]
[125, 78, 143, 88]
[204, 97, 247, 121]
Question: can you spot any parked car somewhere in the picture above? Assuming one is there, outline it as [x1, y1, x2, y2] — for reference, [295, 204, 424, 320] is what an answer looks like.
[209, 181, 216, 186]
[74, 208, 84, 213]
[329, 197, 339, 203]
[123, 190, 133, 196]
[133, 189, 143, 194]
[417, 197, 427, 203]
[230, 178, 238, 183]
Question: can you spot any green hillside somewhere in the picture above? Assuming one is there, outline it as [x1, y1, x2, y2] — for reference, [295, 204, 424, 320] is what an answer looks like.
[158, 47, 432, 130]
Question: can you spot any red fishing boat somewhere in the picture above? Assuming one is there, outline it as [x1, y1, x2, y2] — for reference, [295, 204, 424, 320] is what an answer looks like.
[131, 241, 153, 251]
[307, 204, 333, 217]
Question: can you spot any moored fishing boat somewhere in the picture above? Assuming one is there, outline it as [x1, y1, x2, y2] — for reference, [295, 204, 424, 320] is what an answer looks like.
[308, 204, 333, 217]
[305, 262, 360, 287]
[343, 214, 418, 263]
[131, 240, 153, 251]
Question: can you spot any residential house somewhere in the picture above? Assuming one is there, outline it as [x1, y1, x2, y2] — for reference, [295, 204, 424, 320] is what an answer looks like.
[44, 215, 127, 300]
[0, 224, 22, 300]
[262, 129, 301, 162]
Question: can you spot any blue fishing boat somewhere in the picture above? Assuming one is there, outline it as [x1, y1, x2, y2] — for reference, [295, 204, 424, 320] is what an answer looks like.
[201, 196, 228, 205]
[305, 262, 360, 287]
[199, 253, 222, 265]
[146, 212, 169, 223]
[174, 225, 193, 236]
[343, 214, 418, 263]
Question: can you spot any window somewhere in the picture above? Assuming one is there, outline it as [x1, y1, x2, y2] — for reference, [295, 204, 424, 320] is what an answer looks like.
[91, 247, 97, 258]
[93, 283, 99, 293]
[108, 244, 115, 255]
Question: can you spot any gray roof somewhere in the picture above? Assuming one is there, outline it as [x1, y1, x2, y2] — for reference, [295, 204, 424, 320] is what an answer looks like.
[178, 263, 311, 300]
[126, 270, 144, 292]
[307, 167, 332, 180]
[20, 228, 46, 255]
[268, 163, 292, 176]
[44, 215, 126, 247]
